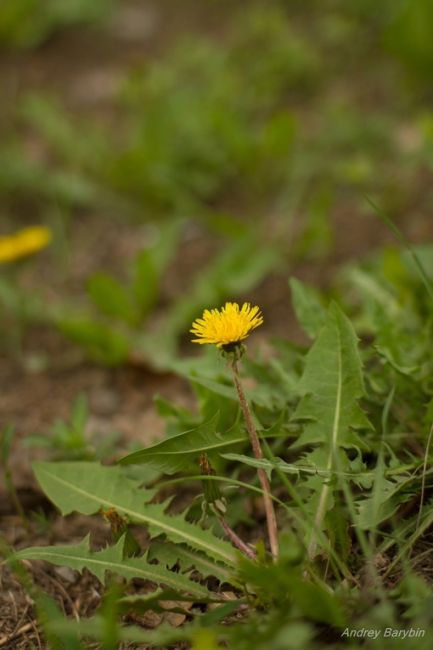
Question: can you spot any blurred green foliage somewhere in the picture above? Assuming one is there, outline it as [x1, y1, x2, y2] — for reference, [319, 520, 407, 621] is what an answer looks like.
[55, 220, 280, 366]
[385, 0, 433, 82]
[24, 393, 121, 460]
[1, 0, 433, 365]
[0, 0, 113, 48]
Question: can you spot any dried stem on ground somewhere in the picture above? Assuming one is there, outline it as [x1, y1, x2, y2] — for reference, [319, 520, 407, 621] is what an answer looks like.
[218, 516, 257, 561]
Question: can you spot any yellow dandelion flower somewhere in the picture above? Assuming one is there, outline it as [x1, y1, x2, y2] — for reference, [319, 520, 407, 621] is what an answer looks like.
[0, 226, 52, 264]
[191, 302, 263, 348]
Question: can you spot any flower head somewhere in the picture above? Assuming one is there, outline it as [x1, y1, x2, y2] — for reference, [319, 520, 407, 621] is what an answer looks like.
[0, 226, 52, 264]
[191, 302, 263, 348]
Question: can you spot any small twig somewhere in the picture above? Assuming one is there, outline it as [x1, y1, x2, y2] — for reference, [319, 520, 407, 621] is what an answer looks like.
[9, 603, 29, 640]
[42, 570, 80, 621]
[416, 421, 433, 530]
[0, 622, 35, 647]
[231, 360, 279, 560]
[8, 589, 18, 622]
[30, 616, 43, 650]
[218, 516, 257, 561]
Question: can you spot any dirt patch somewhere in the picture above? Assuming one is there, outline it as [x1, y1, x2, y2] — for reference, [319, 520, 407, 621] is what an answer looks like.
[0, 331, 191, 493]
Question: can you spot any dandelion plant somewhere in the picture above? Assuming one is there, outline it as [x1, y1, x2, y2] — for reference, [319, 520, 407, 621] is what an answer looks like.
[191, 302, 279, 559]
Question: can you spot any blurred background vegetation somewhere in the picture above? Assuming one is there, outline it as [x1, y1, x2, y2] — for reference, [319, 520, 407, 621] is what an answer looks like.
[1, 0, 433, 369]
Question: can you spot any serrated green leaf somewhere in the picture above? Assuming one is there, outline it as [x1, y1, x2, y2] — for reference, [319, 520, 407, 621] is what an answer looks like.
[15, 535, 209, 598]
[119, 414, 244, 473]
[148, 541, 233, 584]
[120, 413, 288, 474]
[33, 462, 236, 566]
[356, 474, 412, 530]
[292, 303, 371, 450]
[291, 303, 371, 555]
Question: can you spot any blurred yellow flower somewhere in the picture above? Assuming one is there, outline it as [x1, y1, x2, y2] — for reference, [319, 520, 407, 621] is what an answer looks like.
[191, 302, 263, 347]
[0, 226, 52, 264]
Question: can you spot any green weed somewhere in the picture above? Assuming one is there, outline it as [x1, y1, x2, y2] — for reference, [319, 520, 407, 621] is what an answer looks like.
[9, 252, 433, 647]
